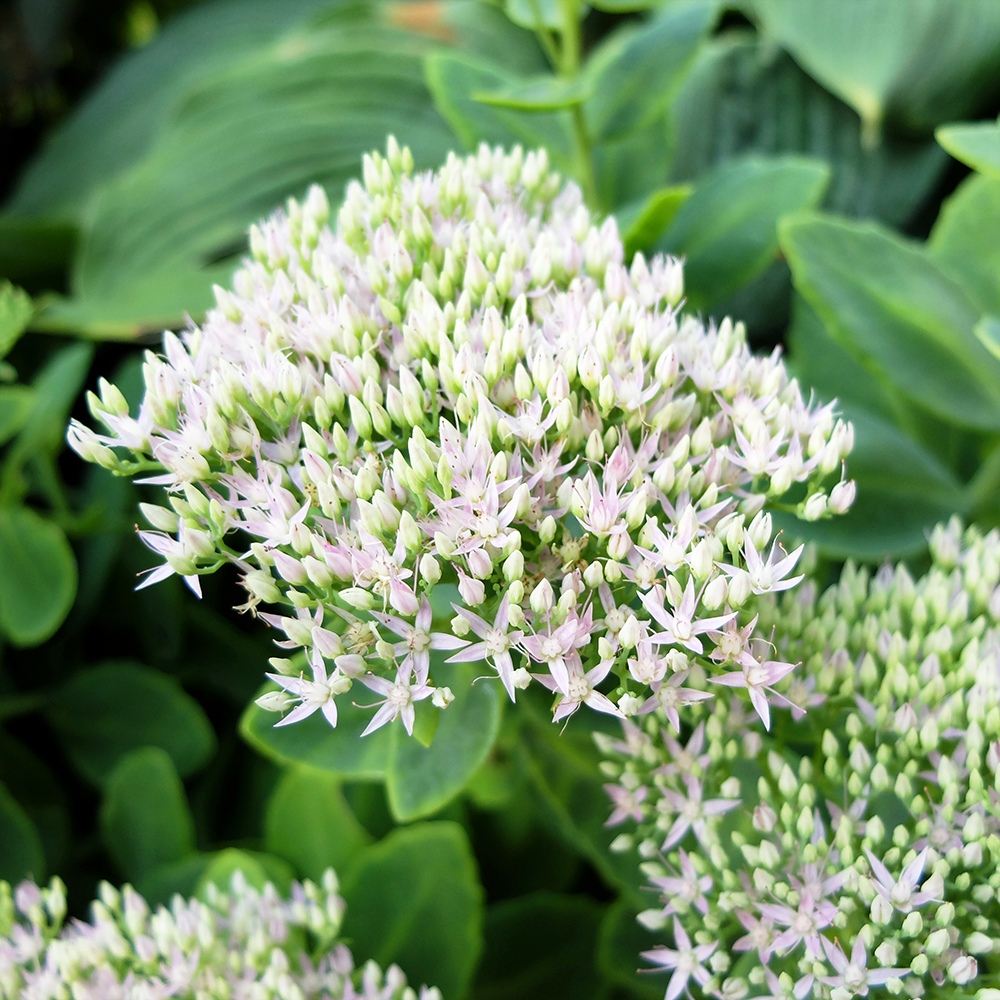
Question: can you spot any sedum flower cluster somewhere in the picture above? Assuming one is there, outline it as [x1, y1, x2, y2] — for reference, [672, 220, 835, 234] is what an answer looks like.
[599, 516, 1000, 999]
[0, 867, 439, 1000]
[68, 140, 853, 739]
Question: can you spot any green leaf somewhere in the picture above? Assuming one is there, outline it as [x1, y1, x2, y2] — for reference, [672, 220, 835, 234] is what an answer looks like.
[137, 852, 213, 906]
[425, 52, 574, 165]
[0, 282, 32, 358]
[198, 847, 294, 896]
[31, 15, 462, 338]
[47, 660, 217, 786]
[592, 116, 674, 214]
[241, 687, 393, 780]
[584, 1, 715, 143]
[596, 897, 663, 1000]
[0, 780, 46, 884]
[617, 184, 692, 258]
[0, 506, 76, 647]
[264, 765, 372, 880]
[655, 155, 829, 311]
[667, 32, 949, 228]
[0, 729, 68, 874]
[751, 0, 1000, 138]
[936, 118, 1000, 177]
[590, 0, 670, 9]
[780, 211, 1000, 431]
[928, 174, 1000, 315]
[0, 387, 35, 447]
[472, 892, 605, 1000]
[340, 822, 484, 999]
[11, 342, 94, 458]
[473, 73, 592, 111]
[386, 659, 502, 822]
[100, 747, 195, 882]
[975, 315, 1000, 363]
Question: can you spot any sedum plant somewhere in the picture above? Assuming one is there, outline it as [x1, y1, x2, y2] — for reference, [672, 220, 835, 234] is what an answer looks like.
[600, 516, 1000, 997]
[0, 867, 439, 1000]
[67, 140, 853, 741]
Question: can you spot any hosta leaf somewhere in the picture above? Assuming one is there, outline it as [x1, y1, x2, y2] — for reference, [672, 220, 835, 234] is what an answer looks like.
[0, 506, 76, 647]
[780, 212, 1000, 431]
[668, 33, 949, 228]
[47, 661, 217, 786]
[654, 155, 829, 311]
[750, 0, 1000, 137]
[584, 1, 715, 143]
[928, 174, 1000, 315]
[264, 765, 372, 880]
[936, 118, 1000, 177]
[241, 687, 393, 780]
[386, 659, 502, 822]
[341, 822, 484, 999]
[100, 747, 195, 882]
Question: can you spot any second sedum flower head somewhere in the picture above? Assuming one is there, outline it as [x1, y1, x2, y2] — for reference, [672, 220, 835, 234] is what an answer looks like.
[69, 139, 853, 739]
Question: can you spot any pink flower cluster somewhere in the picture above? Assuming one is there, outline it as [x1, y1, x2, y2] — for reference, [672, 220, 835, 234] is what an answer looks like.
[69, 140, 852, 738]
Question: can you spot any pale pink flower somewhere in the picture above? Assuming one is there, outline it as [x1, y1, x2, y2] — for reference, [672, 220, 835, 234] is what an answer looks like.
[649, 849, 712, 915]
[641, 580, 735, 655]
[639, 672, 714, 733]
[534, 654, 623, 722]
[358, 662, 434, 736]
[604, 782, 648, 827]
[864, 847, 942, 913]
[640, 918, 716, 1000]
[446, 594, 524, 700]
[758, 892, 836, 961]
[372, 595, 467, 685]
[820, 934, 910, 995]
[709, 654, 797, 730]
[658, 774, 739, 850]
[265, 660, 353, 728]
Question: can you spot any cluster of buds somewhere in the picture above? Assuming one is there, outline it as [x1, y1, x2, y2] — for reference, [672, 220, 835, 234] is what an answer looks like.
[68, 139, 852, 739]
[598, 516, 1000, 998]
[0, 867, 439, 1000]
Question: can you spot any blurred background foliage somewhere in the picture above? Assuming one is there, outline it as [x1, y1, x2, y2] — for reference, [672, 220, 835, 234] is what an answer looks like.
[0, 0, 999, 997]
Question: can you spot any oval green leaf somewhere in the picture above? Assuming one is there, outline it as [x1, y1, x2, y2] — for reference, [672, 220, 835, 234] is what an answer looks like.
[47, 660, 217, 786]
[0, 505, 77, 647]
[0, 780, 46, 884]
[473, 73, 593, 111]
[386, 659, 501, 822]
[936, 119, 1000, 178]
[655, 156, 829, 311]
[340, 822, 484, 999]
[100, 747, 195, 882]
[780, 211, 1000, 431]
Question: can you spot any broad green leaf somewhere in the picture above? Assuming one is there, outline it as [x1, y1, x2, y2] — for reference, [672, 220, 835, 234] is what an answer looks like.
[241, 687, 393, 779]
[472, 892, 605, 1000]
[198, 848, 294, 896]
[617, 184, 692, 258]
[0, 780, 46, 883]
[47, 660, 217, 786]
[341, 822, 484, 999]
[0, 217, 77, 287]
[138, 853, 213, 906]
[928, 174, 1000, 315]
[519, 695, 645, 903]
[264, 765, 372, 880]
[0, 387, 35, 447]
[655, 156, 829, 311]
[667, 33, 949, 228]
[0, 282, 31, 358]
[976, 315, 1000, 363]
[425, 52, 575, 165]
[0, 729, 68, 874]
[596, 897, 663, 1000]
[0, 506, 76, 647]
[32, 17, 462, 338]
[591, 0, 668, 9]
[780, 212, 1000, 431]
[100, 747, 195, 882]
[936, 119, 1000, 177]
[473, 74, 592, 111]
[584, 1, 715, 143]
[386, 659, 502, 822]
[751, 0, 1000, 138]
